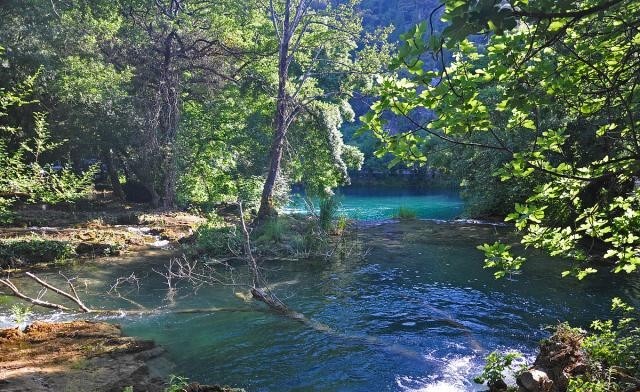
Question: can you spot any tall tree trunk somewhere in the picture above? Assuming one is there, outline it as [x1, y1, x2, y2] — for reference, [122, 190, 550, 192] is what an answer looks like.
[162, 148, 177, 209]
[159, 31, 180, 210]
[101, 148, 125, 200]
[257, 0, 293, 221]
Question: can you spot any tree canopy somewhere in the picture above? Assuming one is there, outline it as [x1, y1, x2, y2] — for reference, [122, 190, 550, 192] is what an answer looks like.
[362, 0, 640, 277]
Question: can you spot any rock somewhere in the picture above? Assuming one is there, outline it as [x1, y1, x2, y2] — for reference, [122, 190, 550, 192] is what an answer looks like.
[0, 321, 166, 391]
[488, 379, 509, 391]
[517, 326, 588, 392]
[517, 369, 553, 392]
[184, 383, 246, 392]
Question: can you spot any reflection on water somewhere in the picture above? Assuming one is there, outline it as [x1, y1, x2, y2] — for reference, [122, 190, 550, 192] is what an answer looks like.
[285, 188, 464, 221]
[0, 221, 637, 392]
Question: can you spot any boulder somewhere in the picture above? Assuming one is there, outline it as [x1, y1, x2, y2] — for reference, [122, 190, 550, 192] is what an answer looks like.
[517, 369, 553, 392]
[517, 326, 587, 392]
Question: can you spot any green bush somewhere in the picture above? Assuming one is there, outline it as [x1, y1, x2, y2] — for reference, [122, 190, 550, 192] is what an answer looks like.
[394, 206, 418, 220]
[474, 351, 524, 389]
[0, 198, 16, 226]
[319, 196, 341, 231]
[0, 238, 76, 267]
[255, 217, 287, 244]
[10, 303, 32, 325]
[193, 221, 242, 256]
[576, 298, 640, 390]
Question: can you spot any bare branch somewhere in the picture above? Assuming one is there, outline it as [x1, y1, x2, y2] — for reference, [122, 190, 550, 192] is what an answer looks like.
[25, 272, 91, 312]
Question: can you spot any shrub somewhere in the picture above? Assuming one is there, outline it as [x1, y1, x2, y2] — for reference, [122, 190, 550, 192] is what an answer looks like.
[0, 197, 16, 226]
[578, 298, 640, 387]
[474, 351, 524, 389]
[319, 196, 341, 231]
[255, 217, 287, 244]
[0, 238, 76, 267]
[192, 221, 242, 256]
[10, 303, 32, 326]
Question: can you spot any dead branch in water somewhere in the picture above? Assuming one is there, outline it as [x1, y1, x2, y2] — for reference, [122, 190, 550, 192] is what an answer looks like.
[25, 272, 91, 312]
[0, 272, 90, 312]
[237, 201, 289, 313]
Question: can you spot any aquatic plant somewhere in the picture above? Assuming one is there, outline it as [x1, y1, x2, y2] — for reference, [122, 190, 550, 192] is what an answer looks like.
[394, 206, 417, 220]
[319, 196, 341, 231]
[473, 350, 524, 390]
[165, 375, 189, 392]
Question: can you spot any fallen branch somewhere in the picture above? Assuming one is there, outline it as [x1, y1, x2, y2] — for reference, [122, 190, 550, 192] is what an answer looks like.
[237, 201, 289, 313]
[0, 277, 74, 312]
[25, 272, 91, 312]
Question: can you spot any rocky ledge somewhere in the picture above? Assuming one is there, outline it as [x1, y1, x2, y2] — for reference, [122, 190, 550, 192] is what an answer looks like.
[0, 321, 243, 392]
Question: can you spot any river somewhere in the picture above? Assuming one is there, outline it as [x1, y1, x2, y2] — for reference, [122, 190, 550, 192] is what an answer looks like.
[1, 190, 638, 391]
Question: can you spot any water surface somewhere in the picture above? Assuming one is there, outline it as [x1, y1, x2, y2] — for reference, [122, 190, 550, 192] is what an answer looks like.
[285, 187, 464, 221]
[2, 221, 637, 392]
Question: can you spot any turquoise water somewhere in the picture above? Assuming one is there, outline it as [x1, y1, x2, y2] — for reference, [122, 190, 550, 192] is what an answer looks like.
[285, 188, 464, 221]
[1, 191, 638, 391]
[2, 222, 637, 391]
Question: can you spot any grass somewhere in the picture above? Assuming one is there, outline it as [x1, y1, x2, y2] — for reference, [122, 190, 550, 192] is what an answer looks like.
[394, 206, 418, 220]
[319, 196, 341, 231]
[255, 217, 287, 243]
[191, 221, 242, 256]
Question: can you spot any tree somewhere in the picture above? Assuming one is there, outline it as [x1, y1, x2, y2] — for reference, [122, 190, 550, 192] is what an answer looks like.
[256, 0, 386, 220]
[0, 47, 95, 222]
[362, 0, 640, 277]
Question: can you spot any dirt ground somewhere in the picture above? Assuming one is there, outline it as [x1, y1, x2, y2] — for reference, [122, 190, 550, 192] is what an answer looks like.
[0, 321, 246, 392]
[0, 320, 168, 391]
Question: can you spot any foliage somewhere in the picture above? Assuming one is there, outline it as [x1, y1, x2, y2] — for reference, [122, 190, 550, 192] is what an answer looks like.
[319, 196, 342, 232]
[10, 303, 32, 326]
[583, 299, 640, 375]
[165, 375, 189, 392]
[473, 350, 523, 387]
[554, 299, 640, 392]
[0, 238, 77, 267]
[192, 221, 242, 257]
[255, 218, 288, 244]
[0, 197, 16, 226]
[335, 215, 349, 236]
[477, 242, 525, 279]
[394, 206, 418, 220]
[0, 48, 96, 212]
[567, 377, 608, 392]
[362, 0, 640, 279]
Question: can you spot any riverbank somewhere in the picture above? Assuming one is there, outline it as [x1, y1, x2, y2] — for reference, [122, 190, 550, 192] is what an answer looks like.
[0, 320, 246, 391]
[0, 320, 166, 391]
[0, 199, 206, 270]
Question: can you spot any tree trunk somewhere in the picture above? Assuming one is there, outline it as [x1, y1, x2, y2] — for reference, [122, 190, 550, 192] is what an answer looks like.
[257, 1, 293, 221]
[162, 151, 177, 209]
[158, 31, 180, 210]
[101, 148, 125, 200]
